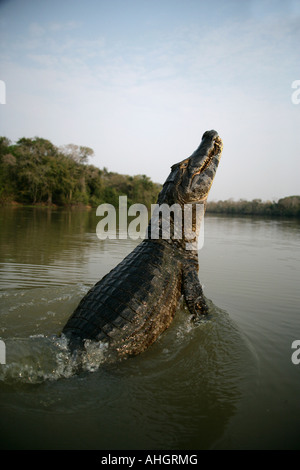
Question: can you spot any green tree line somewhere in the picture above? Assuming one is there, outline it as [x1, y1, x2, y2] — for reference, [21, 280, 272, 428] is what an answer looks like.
[206, 197, 300, 217]
[1, 136, 299, 217]
[0, 136, 161, 208]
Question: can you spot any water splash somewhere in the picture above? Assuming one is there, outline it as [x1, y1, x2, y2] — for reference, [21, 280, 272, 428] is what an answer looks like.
[0, 334, 109, 384]
[0, 288, 255, 386]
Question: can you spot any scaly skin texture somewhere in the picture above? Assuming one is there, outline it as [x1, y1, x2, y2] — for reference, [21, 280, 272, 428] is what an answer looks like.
[62, 130, 223, 357]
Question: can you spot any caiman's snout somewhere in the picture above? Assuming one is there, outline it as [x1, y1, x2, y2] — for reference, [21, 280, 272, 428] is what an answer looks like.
[202, 129, 219, 141]
[193, 130, 223, 169]
[178, 129, 223, 202]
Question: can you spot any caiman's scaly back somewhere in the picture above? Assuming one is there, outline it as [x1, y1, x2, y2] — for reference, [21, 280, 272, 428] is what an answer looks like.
[62, 131, 223, 357]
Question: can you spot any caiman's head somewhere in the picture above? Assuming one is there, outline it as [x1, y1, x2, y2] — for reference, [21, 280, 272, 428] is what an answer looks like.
[158, 130, 223, 205]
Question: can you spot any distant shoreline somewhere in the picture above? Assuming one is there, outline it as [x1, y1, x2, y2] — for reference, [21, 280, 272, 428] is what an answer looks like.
[1, 196, 299, 219]
[206, 196, 300, 218]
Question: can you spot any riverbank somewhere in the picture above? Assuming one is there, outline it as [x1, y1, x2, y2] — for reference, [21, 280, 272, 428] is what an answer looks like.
[1, 195, 300, 219]
[206, 196, 300, 218]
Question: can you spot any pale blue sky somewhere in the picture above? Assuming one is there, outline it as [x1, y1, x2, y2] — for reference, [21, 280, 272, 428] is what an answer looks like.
[0, 0, 299, 201]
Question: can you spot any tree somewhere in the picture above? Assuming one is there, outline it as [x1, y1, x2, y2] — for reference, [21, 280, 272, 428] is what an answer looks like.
[277, 196, 300, 216]
[59, 144, 94, 164]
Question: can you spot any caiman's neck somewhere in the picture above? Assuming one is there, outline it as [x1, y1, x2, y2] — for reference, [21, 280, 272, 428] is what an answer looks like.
[146, 199, 207, 255]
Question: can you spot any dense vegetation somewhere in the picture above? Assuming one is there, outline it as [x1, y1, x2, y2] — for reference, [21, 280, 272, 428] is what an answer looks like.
[206, 196, 300, 217]
[0, 136, 161, 208]
[0, 136, 299, 217]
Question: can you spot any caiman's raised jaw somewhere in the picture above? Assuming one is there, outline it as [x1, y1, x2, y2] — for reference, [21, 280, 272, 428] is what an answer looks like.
[192, 135, 223, 178]
[179, 130, 223, 203]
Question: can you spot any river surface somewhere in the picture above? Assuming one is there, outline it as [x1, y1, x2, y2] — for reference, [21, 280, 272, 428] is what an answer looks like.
[0, 207, 300, 450]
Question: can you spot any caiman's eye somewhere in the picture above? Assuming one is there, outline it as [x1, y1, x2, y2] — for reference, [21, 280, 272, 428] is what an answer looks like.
[180, 159, 189, 170]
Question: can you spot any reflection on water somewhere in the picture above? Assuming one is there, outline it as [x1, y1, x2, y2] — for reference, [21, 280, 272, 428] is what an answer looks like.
[0, 207, 300, 449]
[0, 207, 138, 289]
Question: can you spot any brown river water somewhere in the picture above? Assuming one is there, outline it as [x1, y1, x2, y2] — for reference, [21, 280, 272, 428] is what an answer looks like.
[0, 207, 300, 449]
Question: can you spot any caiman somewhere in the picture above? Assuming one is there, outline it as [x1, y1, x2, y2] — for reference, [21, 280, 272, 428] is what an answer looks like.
[62, 130, 223, 357]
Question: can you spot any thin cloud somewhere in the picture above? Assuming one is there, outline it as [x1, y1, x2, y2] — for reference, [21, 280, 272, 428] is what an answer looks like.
[48, 21, 81, 32]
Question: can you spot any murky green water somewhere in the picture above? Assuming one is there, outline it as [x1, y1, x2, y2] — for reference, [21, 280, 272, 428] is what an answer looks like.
[0, 207, 300, 449]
